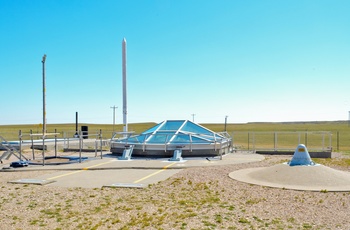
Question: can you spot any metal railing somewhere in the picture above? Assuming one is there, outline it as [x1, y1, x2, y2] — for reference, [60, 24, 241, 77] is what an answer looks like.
[111, 132, 232, 152]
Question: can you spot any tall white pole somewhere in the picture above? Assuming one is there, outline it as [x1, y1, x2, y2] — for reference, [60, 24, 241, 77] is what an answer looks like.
[122, 38, 128, 133]
[42, 54, 47, 166]
[42, 54, 47, 136]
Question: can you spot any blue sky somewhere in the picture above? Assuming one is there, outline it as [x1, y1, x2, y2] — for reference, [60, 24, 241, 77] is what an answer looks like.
[1, 0, 349, 125]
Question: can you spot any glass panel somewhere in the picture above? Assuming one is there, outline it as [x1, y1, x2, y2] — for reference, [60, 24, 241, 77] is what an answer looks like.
[158, 120, 184, 131]
[147, 132, 174, 143]
[135, 135, 147, 143]
[190, 135, 212, 143]
[181, 121, 212, 135]
[193, 134, 225, 143]
[171, 134, 191, 143]
[142, 122, 163, 134]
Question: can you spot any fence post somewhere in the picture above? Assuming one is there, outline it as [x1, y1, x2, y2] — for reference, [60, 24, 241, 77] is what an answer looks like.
[42, 132, 45, 166]
[337, 131, 339, 151]
[247, 132, 250, 151]
[30, 129, 35, 160]
[63, 132, 66, 149]
[322, 133, 325, 151]
[329, 132, 332, 151]
[95, 140, 98, 158]
[274, 132, 277, 151]
[253, 132, 255, 150]
[305, 131, 308, 147]
[79, 130, 82, 163]
[54, 129, 57, 158]
[100, 129, 103, 159]
[18, 130, 22, 161]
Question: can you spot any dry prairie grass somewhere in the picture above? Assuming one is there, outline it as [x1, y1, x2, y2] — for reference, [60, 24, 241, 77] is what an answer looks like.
[1, 154, 350, 229]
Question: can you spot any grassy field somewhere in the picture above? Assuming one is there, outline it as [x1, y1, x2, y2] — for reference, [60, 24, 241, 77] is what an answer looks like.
[1, 120, 350, 151]
[207, 121, 350, 152]
[1, 122, 350, 229]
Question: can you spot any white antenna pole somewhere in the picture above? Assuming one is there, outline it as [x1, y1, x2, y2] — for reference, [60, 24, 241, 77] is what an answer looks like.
[122, 38, 128, 133]
[42, 54, 47, 166]
[42, 54, 47, 136]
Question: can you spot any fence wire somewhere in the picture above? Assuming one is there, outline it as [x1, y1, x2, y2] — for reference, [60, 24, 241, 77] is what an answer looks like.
[232, 131, 333, 152]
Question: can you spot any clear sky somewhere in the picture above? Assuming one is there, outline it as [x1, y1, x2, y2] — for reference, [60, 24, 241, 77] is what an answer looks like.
[1, 0, 349, 125]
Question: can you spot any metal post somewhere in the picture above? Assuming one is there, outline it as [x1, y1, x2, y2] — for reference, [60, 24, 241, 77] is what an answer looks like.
[42, 134, 45, 166]
[79, 130, 82, 163]
[42, 54, 47, 141]
[247, 132, 250, 151]
[122, 38, 128, 134]
[54, 129, 57, 158]
[329, 132, 332, 152]
[30, 129, 35, 160]
[322, 133, 325, 151]
[305, 131, 308, 147]
[100, 129, 103, 159]
[75, 112, 78, 137]
[224, 115, 228, 132]
[337, 131, 339, 151]
[94, 130, 98, 157]
[253, 132, 255, 150]
[63, 132, 66, 149]
[42, 54, 47, 167]
[19, 130, 22, 161]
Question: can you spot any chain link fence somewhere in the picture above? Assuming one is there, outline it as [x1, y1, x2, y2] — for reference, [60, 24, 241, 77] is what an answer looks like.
[232, 131, 333, 152]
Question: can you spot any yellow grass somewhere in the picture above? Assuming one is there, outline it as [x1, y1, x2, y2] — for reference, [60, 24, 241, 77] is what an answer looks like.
[1, 120, 350, 151]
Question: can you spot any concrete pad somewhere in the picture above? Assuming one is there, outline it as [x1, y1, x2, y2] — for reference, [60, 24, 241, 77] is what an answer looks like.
[32, 168, 182, 188]
[229, 163, 350, 192]
[8, 178, 56, 185]
[4, 152, 264, 188]
[103, 183, 145, 189]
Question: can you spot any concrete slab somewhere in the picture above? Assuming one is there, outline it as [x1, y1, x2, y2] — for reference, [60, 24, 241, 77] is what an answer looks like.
[229, 163, 350, 192]
[8, 178, 56, 185]
[103, 183, 146, 189]
[3, 152, 264, 188]
[32, 168, 182, 188]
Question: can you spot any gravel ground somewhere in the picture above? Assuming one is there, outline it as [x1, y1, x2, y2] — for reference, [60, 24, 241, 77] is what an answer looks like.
[0, 154, 350, 229]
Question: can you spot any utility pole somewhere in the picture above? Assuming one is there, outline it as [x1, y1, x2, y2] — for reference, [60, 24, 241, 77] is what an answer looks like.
[224, 115, 228, 131]
[110, 106, 118, 132]
[191, 114, 196, 122]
